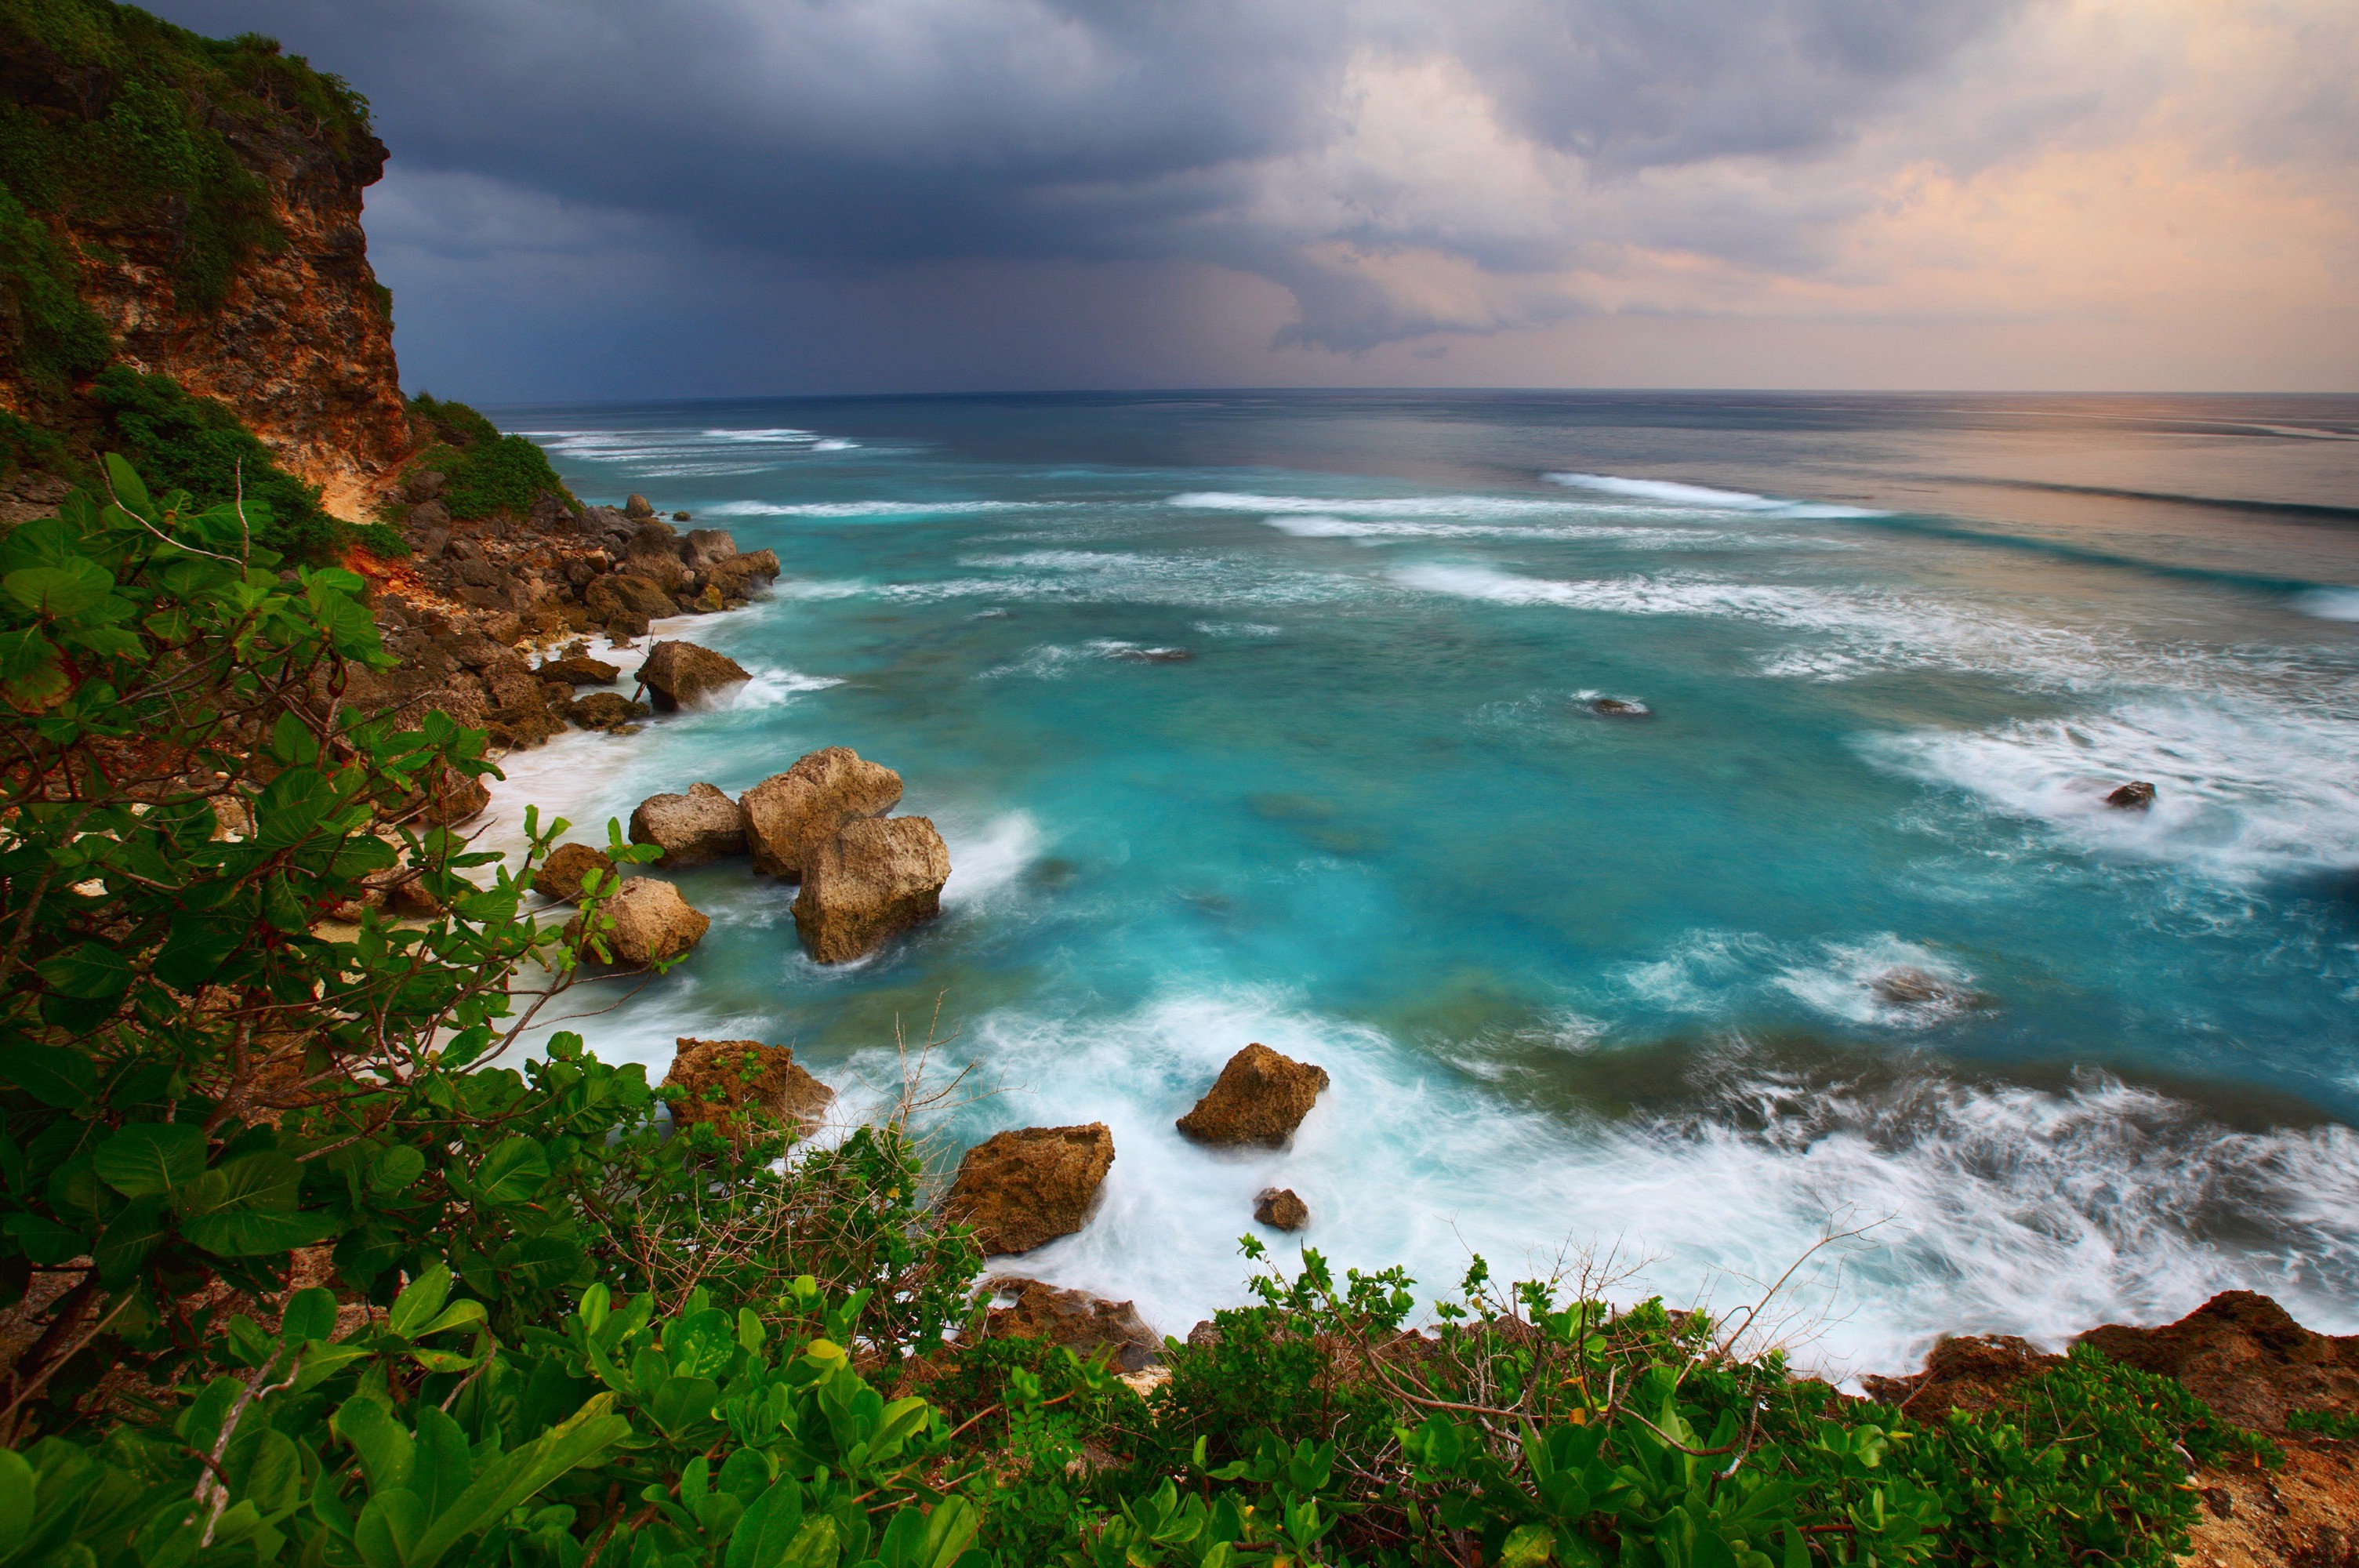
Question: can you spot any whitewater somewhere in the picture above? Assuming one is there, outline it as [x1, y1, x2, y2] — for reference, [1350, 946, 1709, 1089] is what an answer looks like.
[488, 390, 2359, 1382]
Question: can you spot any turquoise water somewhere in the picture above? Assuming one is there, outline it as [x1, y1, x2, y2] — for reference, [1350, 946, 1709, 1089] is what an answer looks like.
[486, 391, 2359, 1377]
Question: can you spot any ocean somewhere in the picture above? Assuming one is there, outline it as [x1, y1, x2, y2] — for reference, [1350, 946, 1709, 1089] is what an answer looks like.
[481, 389, 2359, 1381]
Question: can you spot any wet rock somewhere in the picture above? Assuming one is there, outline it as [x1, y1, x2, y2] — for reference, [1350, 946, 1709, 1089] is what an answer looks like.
[945, 1123, 1115, 1254]
[1176, 1044, 1330, 1147]
[638, 639, 750, 710]
[2107, 780, 2157, 810]
[567, 691, 651, 731]
[673, 510, 693, 522]
[538, 654, 619, 686]
[1590, 697, 1651, 717]
[629, 782, 748, 866]
[537, 842, 615, 902]
[982, 1276, 1160, 1373]
[705, 550, 782, 599]
[1254, 1187, 1309, 1230]
[681, 528, 740, 569]
[793, 815, 951, 963]
[564, 875, 710, 967]
[741, 747, 904, 880]
[662, 1036, 833, 1138]
[626, 493, 656, 520]
[1871, 967, 1955, 1006]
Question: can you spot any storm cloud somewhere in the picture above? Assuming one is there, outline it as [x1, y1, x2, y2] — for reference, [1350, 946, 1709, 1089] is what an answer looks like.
[150, 0, 2359, 394]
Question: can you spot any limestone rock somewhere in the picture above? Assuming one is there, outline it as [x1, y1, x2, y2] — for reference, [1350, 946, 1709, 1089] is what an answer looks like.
[1254, 1187, 1309, 1230]
[424, 768, 489, 826]
[639, 640, 751, 711]
[406, 470, 447, 503]
[945, 1123, 1115, 1255]
[983, 1277, 1160, 1373]
[1175, 1044, 1330, 1146]
[582, 572, 677, 633]
[630, 782, 748, 866]
[792, 815, 950, 963]
[405, 499, 449, 530]
[625, 493, 656, 519]
[538, 842, 615, 902]
[662, 1036, 833, 1138]
[564, 876, 709, 967]
[2107, 780, 2156, 810]
[741, 747, 903, 880]
[705, 550, 782, 599]
[681, 528, 740, 569]
[567, 691, 650, 731]
[2075, 1291, 2359, 1434]
[1590, 697, 1651, 717]
[539, 654, 619, 686]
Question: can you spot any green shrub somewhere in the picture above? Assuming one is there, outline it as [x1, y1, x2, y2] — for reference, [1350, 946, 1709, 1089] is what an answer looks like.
[86, 365, 338, 560]
[2288, 1407, 2359, 1441]
[0, 180, 114, 395]
[407, 392, 575, 521]
[0, 408, 67, 477]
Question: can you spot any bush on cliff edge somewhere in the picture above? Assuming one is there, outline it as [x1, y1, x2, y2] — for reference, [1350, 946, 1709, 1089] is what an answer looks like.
[406, 392, 579, 521]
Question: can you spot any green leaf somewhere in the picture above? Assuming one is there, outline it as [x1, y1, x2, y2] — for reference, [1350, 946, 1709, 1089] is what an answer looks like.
[472, 1135, 550, 1205]
[154, 917, 251, 992]
[726, 1477, 808, 1568]
[282, 1287, 339, 1344]
[0, 1043, 95, 1108]
[270, 711, 321, 767]
[0, 1449, 33, 1558]
[405, 1394, 629, 1568]
[354, 1487, 426, 1568]
[1500, 1523, 1556, 1567]
[34, 940, 132, 999]
[103, 452, 153, 518]
[179, 1152, 333, 1256]
[254, 767, 333, 851]
[369, 1145, 426, 1194]
[2, 1213, 87, 1265]
[336, 1395, 416, 1494]
[387, 1263, 454, 1339]
[94, 1192, 171, 1283]
[94, 1123, 206, 1197]
[3, 558, 112, 618]
[0, 628, 67, 710]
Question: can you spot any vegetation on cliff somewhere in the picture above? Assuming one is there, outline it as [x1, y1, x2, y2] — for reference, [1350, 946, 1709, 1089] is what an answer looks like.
[405, 394, 579, 522]
[0, 456, 2302, 1566]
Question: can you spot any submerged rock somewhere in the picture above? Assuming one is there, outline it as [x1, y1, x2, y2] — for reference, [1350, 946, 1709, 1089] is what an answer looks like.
[945, 1123, 1116, 1255]
[1254, 1187, 1310, 1231]
[662, 1036, 833, 1138]
[2107, 780, 2157, 810]
[1871, 967, 1953, 1006]
[1590, 697, 1651, 717]
[564, 876, 710, 967]
[537, 842, 615, 902]
[629, 782, 747, 866]
[793, 815, 951, 963]
[742, 747, 903, 880]
[1176, 1044, 1330, 1146]
[1112, 646, 1192, 662]
[982, 1277, 1160, 1373]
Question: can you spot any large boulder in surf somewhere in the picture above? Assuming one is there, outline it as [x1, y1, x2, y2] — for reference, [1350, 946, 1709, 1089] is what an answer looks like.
[2106, 780, 2157, 811]
[945, 1123, 1115, 1255]
[637, 639, 750, 710]
[705, 549, 782, 599]
[1176, 1044, 1330, 1147]
[741, 747, 903, 880]
[982, 1276, 1160, 1373]
[662, 1036, 833, 1139]
[681, 528, 741, 569]
[1254, 1187, 1310, 1231]
[792, 816, 950, 963]
[629, 782, 748, 866]
[564, 876, 710, 967]
[537, 841, 615, 902]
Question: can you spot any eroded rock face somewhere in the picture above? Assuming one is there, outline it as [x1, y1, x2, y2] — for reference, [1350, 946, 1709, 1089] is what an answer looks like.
[983, 1277, 1160, 1373]
[662, 1036, 833, 1138]
[1254, 1188, 1310, 1231]
[1176, 1044, 1330, 1146]
[742, 748, 904, 880]
[681, 529, 741, 569]
[792, 815, 950, 963]
[705, 549, 782, 599]
[638, 640, 751, 711]
[945, 1124, 1115, 1255]
[2077, 1291, 2359, 1433]
[629, 782, 747, 866]
[564, 876, 710, 967]
[537, 842, 614, 902]
[583, 572, 677, 633]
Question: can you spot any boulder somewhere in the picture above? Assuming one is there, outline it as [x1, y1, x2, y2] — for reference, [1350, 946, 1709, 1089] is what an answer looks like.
[742, 747, 904, 880]
[538, 841, 615, 902]
[982, 1277, 1160, 1373]
[638, 640, 751, 710]
[582, 572, 677, 631]
[1175, 1044, 1330, 1146]
[792, 815, 951, 963]
[681, 528, 741, 569]
[407, 526, 449, 561]
[629, 782, 748, 866]
[2107, 780, 2157, 810]
[406, 499, 451, 530]
[662, 1036, 833, 1138]
[406, 470, 447, 503]
[539, 654, 619, 686]
[567, 691, 651, 731]
[1590, 697, 1651, 717]
[705, 550, 782, 599]
[423, 767, 490, 826]
[1254, 1187, 1309, 1231]
[625, 493, 656, 520]
[564, 875, 710, 967]
[673, 510, 693, 522]
[945, 1123, 1115, 1254]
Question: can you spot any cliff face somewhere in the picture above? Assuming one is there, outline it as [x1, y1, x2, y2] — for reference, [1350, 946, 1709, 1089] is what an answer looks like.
[0, 8, 412, 517]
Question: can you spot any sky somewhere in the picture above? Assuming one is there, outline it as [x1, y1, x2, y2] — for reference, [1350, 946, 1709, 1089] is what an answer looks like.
[154, 0, 2359, 400]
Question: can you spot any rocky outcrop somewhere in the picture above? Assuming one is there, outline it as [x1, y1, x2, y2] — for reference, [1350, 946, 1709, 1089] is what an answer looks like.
[1254, 1188, 1310, 1231]
[1175, 1044, 1330, 1146]
[629, 782, 747, 866]
[638, 640, 750, 711]
[2107, 780, 2157, 810]
[583, 572, 677, 637]
[2075, 1290, 2359, 1434]
[982, 1277, 1160, 1373]
[661, 1036, 833, 1139]
[564, 876, 710, 966]
[742, 748, 904, 880]
[539, 655, 619, 687]
[945, 1123, 1115, 1255]
[792, 816, 951, 964]
[537, 842, 614, 902]
[567, 692, 650, 732]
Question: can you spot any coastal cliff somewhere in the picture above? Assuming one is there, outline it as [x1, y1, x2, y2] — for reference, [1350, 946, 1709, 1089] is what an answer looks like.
[0, 2, 408, 514]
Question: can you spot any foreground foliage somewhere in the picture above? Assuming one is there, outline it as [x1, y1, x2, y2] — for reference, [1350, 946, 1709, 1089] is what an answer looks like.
[0, 462, 2282, 1566]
